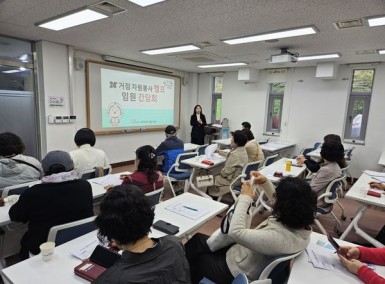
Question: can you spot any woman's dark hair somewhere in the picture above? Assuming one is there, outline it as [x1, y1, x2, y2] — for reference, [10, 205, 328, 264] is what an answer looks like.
[74, 128, 96, 147]
[193, 104, 203, 115]
[95, 185, 155, 245]
[0, 132, 25, 156]
[323, 134, 342, 144]
[241, 122, 251, 130]
[232, 130, 247, 147]
[320, 141, 344, 162]
[136, 145, 158, 183]
[272, 177, 316, 229]
[241, 129, 254, 141]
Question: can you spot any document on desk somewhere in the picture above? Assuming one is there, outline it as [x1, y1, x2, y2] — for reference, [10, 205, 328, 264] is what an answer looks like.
[92, 175, 122, 187]
[364, 170, 385, 182]
[306, 243, 345, 272]
[71, 236, 99, 260]
[165, 202, 210, 220]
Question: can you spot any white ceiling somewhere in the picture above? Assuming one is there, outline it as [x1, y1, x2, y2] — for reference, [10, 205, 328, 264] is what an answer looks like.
[1, 0, 385, 72]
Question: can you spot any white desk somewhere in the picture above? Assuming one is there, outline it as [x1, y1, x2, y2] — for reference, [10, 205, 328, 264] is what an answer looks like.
[212, 138, 232, 148]
[378, 151, 385, 166]
[259, 158, 306, 182]
[1, 193, 228, 284]
[184, 143, 199, 152]
[260, 141, 296, 157]
[181, 154, 226, 199]
[340, 172, 385, 247]
[307, 148, 322, 161]
[288, 232, 385, 284]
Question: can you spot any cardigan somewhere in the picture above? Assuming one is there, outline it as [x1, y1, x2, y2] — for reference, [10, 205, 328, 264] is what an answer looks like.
[92, 236, 191, 284]
[225, 180, 311, 281]
[70, 144, 110, 174]
[244, 139, 264, 163]
[357, 247, 385, 284]
[121, 170, 163, 194]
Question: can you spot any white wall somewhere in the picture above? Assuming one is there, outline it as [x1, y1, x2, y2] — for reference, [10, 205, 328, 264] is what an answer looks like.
[194, 65, 385, 178]
[38, 41, 195, 164]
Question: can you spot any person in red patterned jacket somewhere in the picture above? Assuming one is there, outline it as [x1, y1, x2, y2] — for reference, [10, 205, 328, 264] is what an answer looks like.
[338, 245, 385, 283]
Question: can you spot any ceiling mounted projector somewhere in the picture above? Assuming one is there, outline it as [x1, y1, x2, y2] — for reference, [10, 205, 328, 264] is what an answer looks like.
[270, 48, 299, 64]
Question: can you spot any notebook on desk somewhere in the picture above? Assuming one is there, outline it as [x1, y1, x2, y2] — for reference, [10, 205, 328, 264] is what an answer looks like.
[74, 245, 121, 282]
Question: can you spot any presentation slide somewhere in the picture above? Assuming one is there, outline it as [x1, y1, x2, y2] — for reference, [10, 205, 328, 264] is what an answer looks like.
[101, 68, 175, 128]
[86, 60, 181, 135]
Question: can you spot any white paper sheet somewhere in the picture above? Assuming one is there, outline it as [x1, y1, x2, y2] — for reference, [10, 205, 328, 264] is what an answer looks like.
[165, 202, 210, 220]
[92, 175, 122, 187]
[71, 236, 99, 260]
[306, 243, 345, 272]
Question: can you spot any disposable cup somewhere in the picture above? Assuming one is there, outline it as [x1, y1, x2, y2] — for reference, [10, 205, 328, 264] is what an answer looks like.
[40, 242, 55, 261]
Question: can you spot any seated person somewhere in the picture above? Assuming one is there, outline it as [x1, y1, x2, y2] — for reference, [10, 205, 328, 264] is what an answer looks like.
[241, 121, 251, 130]
[93, 185, 190, 283]
[338, 245, 385, 283]
[242, 129, 264, 163]
[70, 128, 110, 174]
[0, 132, 43, 188]
[9, 150, 93, 259]
[296, 134, 347, 173]
[155, 125, 184, 174]
[185, 175, 317, 283]
[310, 141, 344, 208]
[208, 130, 248, 198]
[121, 145, 163, 194]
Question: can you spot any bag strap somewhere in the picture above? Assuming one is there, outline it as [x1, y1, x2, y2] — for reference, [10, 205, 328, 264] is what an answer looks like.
[220, 207, 235, 234]
[11, 158, 41, 173]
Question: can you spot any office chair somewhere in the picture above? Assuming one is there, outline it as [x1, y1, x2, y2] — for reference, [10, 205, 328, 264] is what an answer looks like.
[166, 152, 198, 196]
[196, 144, 209, 156]
[47, 216, 97, 246]
[258, 250, 304, 284]
[260, 154, 278, 168]
[79, 169, 96, 180]
[314, 175, 346, 236]
[224, 161, 263, 202]
[145, 187, 164, 207]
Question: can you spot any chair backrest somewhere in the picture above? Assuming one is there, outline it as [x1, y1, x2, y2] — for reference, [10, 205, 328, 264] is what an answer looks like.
[243, 161, 263, 181]
[173, 152, 198, 172]
[261, 154, 278, 168]
[196, 144, 209, 156]
[313, 142, 322, 150]
[145, 187, 164, 207]
[259, 250, 303, 282]
[344, 147, 355, 161]
[103, 165, 111, 175]
[320, 174, 346, 204]
[47, 216, 97, 246]
[79, 168, 96, 180]
[2, 180, 41, 197]
[301, 147, 314, 157]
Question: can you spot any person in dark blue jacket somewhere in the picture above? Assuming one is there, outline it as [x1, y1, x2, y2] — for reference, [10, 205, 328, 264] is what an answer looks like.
[155, 125, 184, 173]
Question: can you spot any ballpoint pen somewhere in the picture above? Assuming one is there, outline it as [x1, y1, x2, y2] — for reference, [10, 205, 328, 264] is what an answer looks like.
[183, 206, 198, 211]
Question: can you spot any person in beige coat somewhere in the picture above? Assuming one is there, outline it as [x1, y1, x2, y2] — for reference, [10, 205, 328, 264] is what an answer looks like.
[185, 174, 317, 283]
[242, 129, 264, 163]
[208, 130, 248, 198]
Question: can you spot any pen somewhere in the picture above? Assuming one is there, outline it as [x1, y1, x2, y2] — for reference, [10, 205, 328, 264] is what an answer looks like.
[183, 206, 198, 211]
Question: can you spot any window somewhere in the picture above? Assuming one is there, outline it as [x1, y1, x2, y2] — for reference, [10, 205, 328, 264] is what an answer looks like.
[343, 69, 375, 142]
[265, 82, 285, 133]
[211, 76, 222, 123]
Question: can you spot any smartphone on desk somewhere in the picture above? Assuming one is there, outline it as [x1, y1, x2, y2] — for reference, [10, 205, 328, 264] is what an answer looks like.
[153, 220, 179, 235]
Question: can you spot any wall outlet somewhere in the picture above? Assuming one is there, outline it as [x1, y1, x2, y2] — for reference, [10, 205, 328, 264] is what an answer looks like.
[69, 115, 76, 123]
[62, 116, 69, 123]
[48, 115, 55, 124]
[55, 116, 62, 123]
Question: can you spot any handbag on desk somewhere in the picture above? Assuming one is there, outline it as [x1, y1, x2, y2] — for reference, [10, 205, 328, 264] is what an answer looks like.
[196, 175, 214, 188]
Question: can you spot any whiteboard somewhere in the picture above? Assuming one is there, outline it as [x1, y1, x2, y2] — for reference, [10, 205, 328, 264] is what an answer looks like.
[86, 60, 181, 135]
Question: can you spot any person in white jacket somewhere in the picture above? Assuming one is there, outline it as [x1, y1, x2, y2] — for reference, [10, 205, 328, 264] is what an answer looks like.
[70, 128, 110, 174]
[0, 132, 42, 188]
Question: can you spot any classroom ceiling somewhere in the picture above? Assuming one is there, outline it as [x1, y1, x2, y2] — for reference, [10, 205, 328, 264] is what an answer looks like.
[0, 0, 385, 73]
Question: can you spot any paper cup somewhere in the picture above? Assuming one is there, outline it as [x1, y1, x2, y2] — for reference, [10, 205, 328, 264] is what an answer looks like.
[40, 242, 55, 261]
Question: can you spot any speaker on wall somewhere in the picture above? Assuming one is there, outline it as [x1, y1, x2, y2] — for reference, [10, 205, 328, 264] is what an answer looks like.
[75, 57, 85, 70]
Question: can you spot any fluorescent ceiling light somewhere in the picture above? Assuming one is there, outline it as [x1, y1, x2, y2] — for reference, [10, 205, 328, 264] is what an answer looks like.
[367, 16, 385, 27]
[198, 63, 247, 68]
[297, 53, 341, 61]
[2, 70, 22, 73]
[222, 26, 318, 45]
[141, 44, 200, 55]
[128, 0, 165, 7]
[378, 49, 385, 55]
[37, 9, 108, 31]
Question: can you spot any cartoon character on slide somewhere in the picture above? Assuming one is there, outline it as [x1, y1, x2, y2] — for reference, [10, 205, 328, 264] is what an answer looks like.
[107, 102, 123, 127]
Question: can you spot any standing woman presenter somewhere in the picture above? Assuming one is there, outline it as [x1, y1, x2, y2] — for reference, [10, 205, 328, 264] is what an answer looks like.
[190, 105, 207, 145]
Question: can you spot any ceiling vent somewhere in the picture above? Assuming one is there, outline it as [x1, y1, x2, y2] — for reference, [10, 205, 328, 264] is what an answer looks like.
[91, 1, 126, 15]
[356, 50, 376, 55]
[334, 19, 364, 30]
[172, 52, 226, 63]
